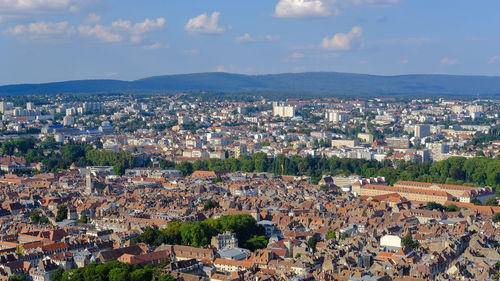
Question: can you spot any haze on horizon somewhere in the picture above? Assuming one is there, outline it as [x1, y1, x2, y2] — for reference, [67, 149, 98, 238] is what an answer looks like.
[1, 0, 500, 85]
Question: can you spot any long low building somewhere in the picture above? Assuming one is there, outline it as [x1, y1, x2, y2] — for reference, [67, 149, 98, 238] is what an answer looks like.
[360, 184, 453, 204]
[394, 181, 495, 204]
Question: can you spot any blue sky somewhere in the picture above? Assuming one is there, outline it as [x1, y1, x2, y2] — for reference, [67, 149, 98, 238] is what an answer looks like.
[1, 0, 500, 84]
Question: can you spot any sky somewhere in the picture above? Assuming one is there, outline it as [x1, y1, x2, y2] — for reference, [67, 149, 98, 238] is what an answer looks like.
[1, 0, 500, 84]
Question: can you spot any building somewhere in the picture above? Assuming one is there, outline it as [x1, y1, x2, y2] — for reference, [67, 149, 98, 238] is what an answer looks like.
[0, 101, 13, 113]
[233, 145, 247, 158]
[360, 184, 453, 204]
[357, 133, 374, 143]
[85, 167, 94, 195]
[331, 139, 359, 148]
[273, 103, 295, 118]
[211, 232, 238, 250]
[415, 124, 431, 138]
[63, 116, 74, 126]
[26, 102, 35, 110]
[386, 136, 410, 148]
[393, 181, 478, 199]
[325, 110, 348, 123]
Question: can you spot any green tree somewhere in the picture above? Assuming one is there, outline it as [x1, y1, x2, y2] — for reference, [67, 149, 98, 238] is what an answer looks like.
[307, 237, 318, 252]
[244, 235, 268, 251]
[9, 275, 28, 281]
[175, 161, 193, 176]
[401, 232, 419, 249]
[470, 198, 482, 206]
[203, 200, 219, 211]
[326, 230, 336, 240]
[56, 204, 68, 222]
[485, 197, 498, 206]
[130, 268, 152, 281]
[108, 267, 130, 281]
[51, 268, 65, 281]
[158, 274, 176, 281]
[77, 214, 89, 224]
[493, 213, 500, 223]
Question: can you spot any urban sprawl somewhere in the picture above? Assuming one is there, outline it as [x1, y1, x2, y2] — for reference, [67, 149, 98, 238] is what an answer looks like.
[0, 94, 498, 281]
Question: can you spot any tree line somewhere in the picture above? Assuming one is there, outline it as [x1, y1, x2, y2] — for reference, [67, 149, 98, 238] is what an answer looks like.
[133, 214, 267, 251]
[174, 153, 500, 195]
[0, 137, 134, 175]
[49, 261, 175, 281]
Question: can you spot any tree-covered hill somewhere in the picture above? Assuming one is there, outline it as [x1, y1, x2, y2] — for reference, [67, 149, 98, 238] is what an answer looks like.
[1, 72, 500, 96]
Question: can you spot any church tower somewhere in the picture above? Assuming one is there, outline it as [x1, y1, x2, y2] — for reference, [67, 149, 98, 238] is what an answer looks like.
[85, 167, 94, 195]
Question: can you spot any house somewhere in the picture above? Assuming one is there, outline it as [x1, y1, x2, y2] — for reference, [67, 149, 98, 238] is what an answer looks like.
[0, 156, 28, 172]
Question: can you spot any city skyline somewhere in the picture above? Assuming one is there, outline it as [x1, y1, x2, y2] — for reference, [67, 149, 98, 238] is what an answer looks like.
[2, 0, 500, 84]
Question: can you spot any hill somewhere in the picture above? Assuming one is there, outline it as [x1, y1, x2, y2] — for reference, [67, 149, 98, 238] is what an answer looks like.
[1, 72, 499, 96]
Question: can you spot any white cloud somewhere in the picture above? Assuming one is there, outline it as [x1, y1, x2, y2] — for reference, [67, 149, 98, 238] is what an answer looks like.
[6, 20, 75, 38]
[235, 33, 280, 42]
[489, 55, 500, 64]
[78, 24, 121, 42]
[78, 17, 165, 43]
[185, 12, 225, 34]
[141, 42, 167, 50]
[321, 26, 362, 50]
[274, 0, 335, 18]
[440, 57, 459, 66]
[129, 17, 165, 43]
[216, 66, 226, 72]
[0, 0, 91, 17]
[84, 12, 101, 24]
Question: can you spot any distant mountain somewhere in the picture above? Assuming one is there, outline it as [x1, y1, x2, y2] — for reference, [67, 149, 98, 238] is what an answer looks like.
[1, 72, 500, 96]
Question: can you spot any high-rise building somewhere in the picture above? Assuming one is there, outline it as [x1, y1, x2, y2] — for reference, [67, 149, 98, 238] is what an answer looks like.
[233, 145, 247, 158]
[0, 102, 13, 113]
[414, 124, 431, 138]
[63, 116, 74, 126]
[272, 103, 295, 118]
[26, 102, 35, 110]
[325, 110, 348, 123]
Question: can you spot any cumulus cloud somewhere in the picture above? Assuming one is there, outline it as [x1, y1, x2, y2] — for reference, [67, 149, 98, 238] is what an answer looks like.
[274, 0, 335, 18]
[78, 24, 121, 42]
[185, 12, 225, 34]
[235, 33, 280, 42]
[321, 26, 362, 50]
[0, 0, 91, 17]
[440, 57, 459, 66]
[291, 51, 305, 59]
[84, 12, 101, 24]
[6, 20, 75, 38]
[78, 17, 165, 43]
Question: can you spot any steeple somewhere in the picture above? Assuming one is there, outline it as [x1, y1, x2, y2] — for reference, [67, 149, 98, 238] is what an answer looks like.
[85, 167, 94, 195]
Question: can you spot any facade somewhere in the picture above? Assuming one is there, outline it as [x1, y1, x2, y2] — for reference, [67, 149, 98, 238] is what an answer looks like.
[415, 124, 431, 138]
[360, 184, 453, 204]
[325, 110, 348, 123]
[331, 139, 360, 148]
[386, 136, 410, 148]
[211, 232, 238, 250]
[272, 104, 295, 118]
